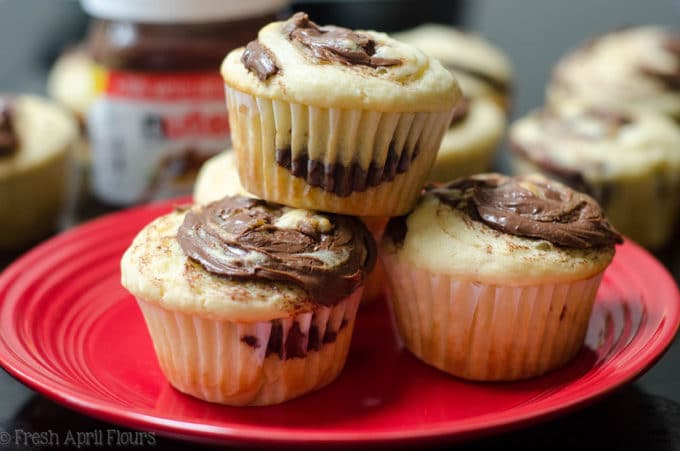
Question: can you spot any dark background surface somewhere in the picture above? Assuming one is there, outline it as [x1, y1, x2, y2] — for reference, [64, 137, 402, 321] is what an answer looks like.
[1, 0, 680, 449]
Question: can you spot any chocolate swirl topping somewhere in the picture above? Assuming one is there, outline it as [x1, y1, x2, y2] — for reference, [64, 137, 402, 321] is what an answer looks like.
[427, 174, 622, 248]
[177, 196, 376, 304]
[241, 40, 280, 81]
[282, 12, 401, 68]
[0, 96, 19, 157]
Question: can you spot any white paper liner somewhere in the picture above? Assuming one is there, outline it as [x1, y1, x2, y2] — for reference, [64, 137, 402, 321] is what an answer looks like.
[136, 290, 361, 406]
[382, 255, 603, 381]
[225, 87, 452, 216]
[511, 155, 680, 249]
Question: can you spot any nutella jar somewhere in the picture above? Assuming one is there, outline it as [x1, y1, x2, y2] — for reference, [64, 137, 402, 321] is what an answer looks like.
[81, 0, 288, 205]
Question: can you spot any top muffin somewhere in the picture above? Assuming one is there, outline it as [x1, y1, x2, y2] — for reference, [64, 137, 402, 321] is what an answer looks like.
[547, 26, 680, 119]
[221, 13, 459, 112]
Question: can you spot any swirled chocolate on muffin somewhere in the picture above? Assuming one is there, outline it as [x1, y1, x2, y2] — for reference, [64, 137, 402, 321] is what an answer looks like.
[177, 196, 376, 304]
[426, 174, 622, 248]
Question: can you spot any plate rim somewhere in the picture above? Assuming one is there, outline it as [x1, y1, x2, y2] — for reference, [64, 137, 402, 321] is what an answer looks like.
[1, 199, 679, 446]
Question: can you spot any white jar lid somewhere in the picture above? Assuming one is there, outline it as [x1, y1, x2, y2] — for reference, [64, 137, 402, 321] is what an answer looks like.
[81, 0, 289, 23]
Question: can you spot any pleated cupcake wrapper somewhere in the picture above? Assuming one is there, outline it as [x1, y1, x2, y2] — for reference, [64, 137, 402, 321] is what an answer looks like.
[225, 87, 453, 216]
[136, 291, 361, 406]
[382, 255, 603, 381]
[511, 156, 680, 249]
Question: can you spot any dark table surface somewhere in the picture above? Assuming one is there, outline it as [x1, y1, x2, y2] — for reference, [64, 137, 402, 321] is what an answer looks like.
[2, 0, 680, 449]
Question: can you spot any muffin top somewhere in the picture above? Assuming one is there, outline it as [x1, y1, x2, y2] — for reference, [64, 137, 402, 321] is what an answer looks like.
[0, 94, 77, 177]
[548, 26, 680, 117]
[122, 196, 376, 321]
[383, 174, 621, 285]
[221, 13, 460, 112]
[394, 24, 512, 101]
[510, 108, 680, 181]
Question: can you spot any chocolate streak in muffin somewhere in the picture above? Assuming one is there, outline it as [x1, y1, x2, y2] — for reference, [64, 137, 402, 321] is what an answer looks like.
[275, 143, 420, 197]
[0, 96, 18, 157]
[177, 196, 376, 304]
[428, 174, 622, 248]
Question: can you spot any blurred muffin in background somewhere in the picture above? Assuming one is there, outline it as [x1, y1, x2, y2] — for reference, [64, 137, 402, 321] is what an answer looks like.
[509, 107, 680, 250]
[0, 94, 78, 249]
[394, 24, 510, 182]
[47, 47, 96, 193]
[394, 24, 513, 113]
[547, 26, 680, 121]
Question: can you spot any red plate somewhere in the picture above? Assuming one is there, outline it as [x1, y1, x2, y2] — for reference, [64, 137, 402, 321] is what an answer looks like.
[0, 199, 678, 447]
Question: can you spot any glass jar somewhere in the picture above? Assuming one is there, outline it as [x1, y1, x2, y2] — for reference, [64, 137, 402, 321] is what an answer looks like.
[81, 0, 288, 205]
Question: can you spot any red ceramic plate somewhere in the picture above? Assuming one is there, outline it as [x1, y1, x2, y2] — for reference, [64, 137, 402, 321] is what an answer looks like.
[0, 199, 678, 447]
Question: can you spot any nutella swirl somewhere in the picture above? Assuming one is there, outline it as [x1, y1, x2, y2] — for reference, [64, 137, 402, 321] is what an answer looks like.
[177, 196, 376, 304]
[241, 40, 279, 81]
[0, 96, 18, 157]
[282, 12, 401, 68]
[428, 174, 622, 248]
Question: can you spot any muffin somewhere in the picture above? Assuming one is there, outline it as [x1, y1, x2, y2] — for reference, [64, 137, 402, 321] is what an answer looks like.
[221, 12, 460, 216]
[121, 196, 375, 405]
[381, 174, 621, 381]
[510, 107, 680, 249]
[427, 97, 505, 183]
[0, 94, 78, 249]
[547, 26, 680, 120]
[394, 24, 513, 113]
[193, 150, 389, 303]
[47, 47, 95, 193]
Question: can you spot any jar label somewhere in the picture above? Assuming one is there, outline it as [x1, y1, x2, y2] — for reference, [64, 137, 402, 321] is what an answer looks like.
[88, 66, 230, 205]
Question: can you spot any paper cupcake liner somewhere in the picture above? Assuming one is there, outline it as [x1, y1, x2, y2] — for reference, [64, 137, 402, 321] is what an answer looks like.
[382, 255, 603, 381]
[136, 290, 361, 406]
[511, 156, 680, 249]
[225, 87, 452, 216]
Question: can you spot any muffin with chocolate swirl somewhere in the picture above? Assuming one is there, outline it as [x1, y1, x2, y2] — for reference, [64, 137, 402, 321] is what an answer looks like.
[121, 196, 375, 405]
[221, 12, 460, 216]
[381, 174, 621, 381]
[547, 26, 680, 120]
[193, 150, 389, 304]
[0, 94, 78, 249]
[510, 107, 680, 249]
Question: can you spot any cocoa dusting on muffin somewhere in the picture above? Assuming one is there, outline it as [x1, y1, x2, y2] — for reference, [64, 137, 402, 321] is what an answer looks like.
[275, 143, 419, 197]
[282, 12, 401, 68]
[177, 196, 376, 304]
[428, 174, 622, 248]
[241, 40, 280, 81]
[0, 96, 19, 157]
